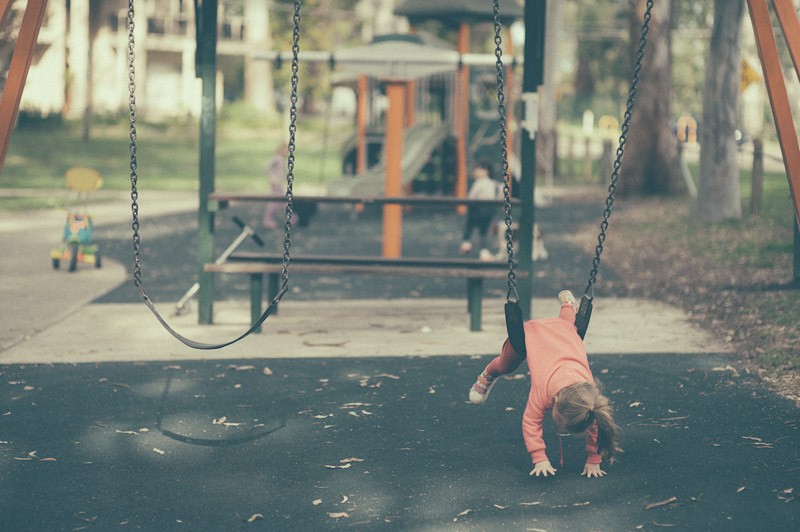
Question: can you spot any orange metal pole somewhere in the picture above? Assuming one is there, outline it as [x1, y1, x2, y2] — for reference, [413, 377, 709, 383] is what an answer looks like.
[747, 0, 800, 224]
[0, 0, 48, 176]
[406, 80, 416, 128]
[356, 73, 368, 174]
[455, 22, 470, 215]
[383, 81, 405, 258]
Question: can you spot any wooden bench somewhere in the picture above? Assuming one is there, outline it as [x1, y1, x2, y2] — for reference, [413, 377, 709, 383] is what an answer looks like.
[204, 253, 527, 332]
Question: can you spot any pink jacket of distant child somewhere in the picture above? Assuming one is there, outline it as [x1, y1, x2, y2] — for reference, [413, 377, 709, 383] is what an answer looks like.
[500, 304, 602, 465]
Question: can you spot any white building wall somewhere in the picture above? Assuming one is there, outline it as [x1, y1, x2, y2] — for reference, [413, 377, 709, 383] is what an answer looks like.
[19, 1, 67, 115]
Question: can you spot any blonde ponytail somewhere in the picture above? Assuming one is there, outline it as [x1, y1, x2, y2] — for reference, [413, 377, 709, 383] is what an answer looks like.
[553, 381, 623, 461]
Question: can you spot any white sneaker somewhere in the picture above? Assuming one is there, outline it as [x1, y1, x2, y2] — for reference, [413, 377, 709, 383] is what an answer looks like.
[469, 372, 498, 404]
[478, 248, 494, 261]
[460, 241, 473, 254]
[558, 290, 578, 313]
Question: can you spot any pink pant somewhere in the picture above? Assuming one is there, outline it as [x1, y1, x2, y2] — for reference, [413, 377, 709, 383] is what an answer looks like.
[484, 303, 576, 379]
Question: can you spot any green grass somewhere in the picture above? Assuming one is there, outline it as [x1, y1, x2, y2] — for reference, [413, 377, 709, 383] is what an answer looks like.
[0, 115, 353, 195]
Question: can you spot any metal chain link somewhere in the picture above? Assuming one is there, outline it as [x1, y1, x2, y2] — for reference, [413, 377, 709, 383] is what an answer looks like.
[584, 0, 653, 296]
[492, 0, 518, 303]
[281, 0, 301, 292]
[127, 0, 143, 295]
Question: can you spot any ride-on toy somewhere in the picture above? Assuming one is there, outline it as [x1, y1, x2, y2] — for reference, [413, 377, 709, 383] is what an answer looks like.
[51, 167, 103, 272]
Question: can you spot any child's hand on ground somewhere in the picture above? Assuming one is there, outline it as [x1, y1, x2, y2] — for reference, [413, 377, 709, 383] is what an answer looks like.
[529, 460, 557, 477]
[581, 462, 606, 478]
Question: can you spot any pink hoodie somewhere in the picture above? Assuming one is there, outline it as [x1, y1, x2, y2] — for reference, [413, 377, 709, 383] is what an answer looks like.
[501, 304, 602, 465]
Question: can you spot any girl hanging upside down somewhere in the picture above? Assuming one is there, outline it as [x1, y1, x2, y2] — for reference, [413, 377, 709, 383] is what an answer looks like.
[469, 290, 621, 479]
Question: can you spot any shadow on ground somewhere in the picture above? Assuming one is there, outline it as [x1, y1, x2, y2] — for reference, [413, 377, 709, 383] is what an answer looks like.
[1, 353, 798, 531]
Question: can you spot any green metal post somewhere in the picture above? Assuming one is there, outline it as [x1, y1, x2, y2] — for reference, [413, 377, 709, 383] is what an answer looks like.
[250, 273, 263, 332]
[518, 0, 547, 319]
[467, 278, 483, 332]
[197, 0, 217, 325]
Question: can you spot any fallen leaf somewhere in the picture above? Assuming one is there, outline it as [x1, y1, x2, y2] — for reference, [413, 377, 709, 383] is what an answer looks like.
[736, 487, 746, 493]
[340, 458, 364, 463]
[262, 367, 273, 376]
[212, 417, 227, 425]
[340, 495, 349, 503]
[115, 430, 139, 436]
[493, 504, 508, 509]
[453, 509, 473, 522]
[313, 414, 333, 419]
[573, 501, 590, 506]
[229, 365, 256, 371]
[245, 514, 263, 522]
[348, 411, 360, 417]
[303, 340, 348, 347]
[312, 499, 322, 506]
[153, 448, 165, 455]
[520, 501, 541, 506]
[23, 386, 34, 391]
[324, 463, 352, 469]
[39, 457, 57, 462]
[327, 512, 349, 518]
[629, 402, 642, 407]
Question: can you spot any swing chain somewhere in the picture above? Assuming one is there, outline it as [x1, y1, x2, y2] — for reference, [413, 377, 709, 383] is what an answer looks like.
[282, 0, 301, 291]
[585, 0, 653, 296]
[127, 0, 143, 294]
[492, 0, 518, 303]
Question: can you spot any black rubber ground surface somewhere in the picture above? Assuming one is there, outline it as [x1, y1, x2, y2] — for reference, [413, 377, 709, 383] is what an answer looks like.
[2, 353, 798, 531]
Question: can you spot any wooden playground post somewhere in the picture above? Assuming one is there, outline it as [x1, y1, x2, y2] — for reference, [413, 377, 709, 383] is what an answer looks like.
[751, 137, 764, 217]
[0, 0, 48, 176]
[747, 0, 800, 227]
[406, 79, 416, 128]
[455, 22, 470, 215]
[383, 81, 406, 258]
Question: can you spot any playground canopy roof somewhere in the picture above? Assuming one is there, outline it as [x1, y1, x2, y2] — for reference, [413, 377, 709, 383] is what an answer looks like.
[335, 34, 459, 81]
[394, 0, 524, 26]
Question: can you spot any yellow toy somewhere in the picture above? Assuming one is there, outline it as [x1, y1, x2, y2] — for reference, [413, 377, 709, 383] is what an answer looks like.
[51, 167, 103, 271]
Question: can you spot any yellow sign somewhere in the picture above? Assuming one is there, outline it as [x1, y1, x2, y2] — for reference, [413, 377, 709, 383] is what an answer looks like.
[741, 59, 761, 92]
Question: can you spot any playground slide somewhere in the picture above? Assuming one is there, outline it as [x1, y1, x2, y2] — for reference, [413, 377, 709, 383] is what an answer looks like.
[326, 123, 450, 197]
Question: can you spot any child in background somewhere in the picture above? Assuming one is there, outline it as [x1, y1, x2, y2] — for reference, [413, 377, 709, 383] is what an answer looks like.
[460, 161, 501, 260]
[469, 290, 622, 478]
[262, 143, 289, 229]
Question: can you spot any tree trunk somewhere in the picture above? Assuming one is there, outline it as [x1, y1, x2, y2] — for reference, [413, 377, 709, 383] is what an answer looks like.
[618, 0, 684, 197]
[693, 0, 745, 222]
